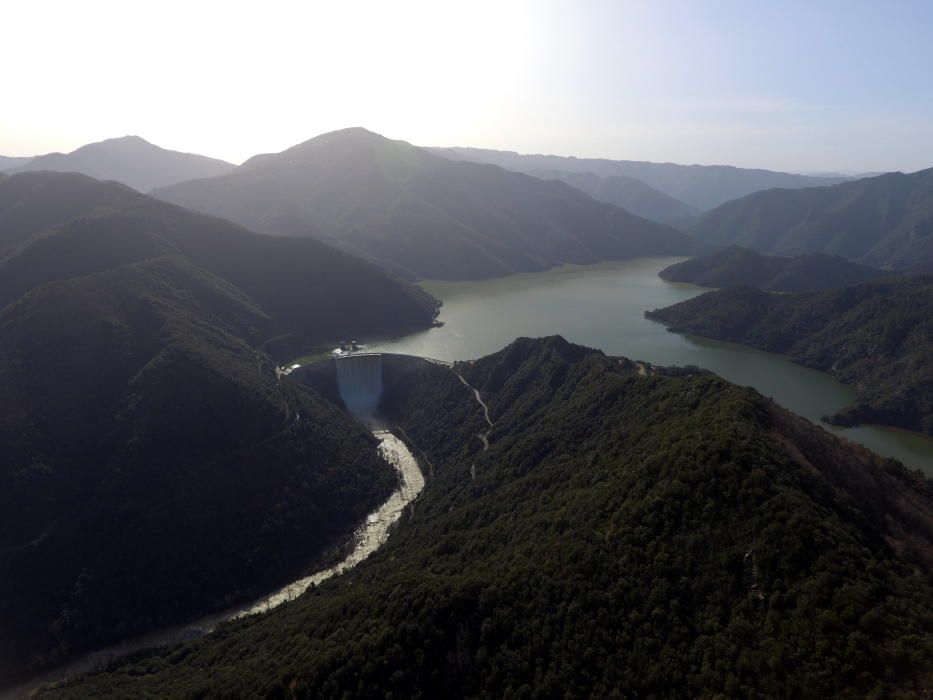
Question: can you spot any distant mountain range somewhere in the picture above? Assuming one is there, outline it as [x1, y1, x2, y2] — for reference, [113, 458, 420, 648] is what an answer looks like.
[0, 156, 32, 172]
[153, 128, 695, 281]
[55, 336, 933, 698]
[0, 170, 440, 683]
[523, 169, 698, 224]
[0, 136, 234, 191]
[647, 275, 933, 435]
[433, 146, 849, 211]
[659, 246, 888, 292]
[689, 168, 933, 272]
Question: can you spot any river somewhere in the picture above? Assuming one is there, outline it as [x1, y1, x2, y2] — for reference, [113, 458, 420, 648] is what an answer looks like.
[3, 432, 424, 699]
[366, 257, 933, 476]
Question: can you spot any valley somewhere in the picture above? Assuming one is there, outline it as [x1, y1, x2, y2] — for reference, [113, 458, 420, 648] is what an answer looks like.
[365, 258, 933, 474]
[6, 3, 933, 697]
[42, 336, 933, 698]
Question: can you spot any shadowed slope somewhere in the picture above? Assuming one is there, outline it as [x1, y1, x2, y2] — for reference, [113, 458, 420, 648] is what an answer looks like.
[0, 170, 441, 686]
[0, 172, 439, 353]
[0, 258, 395, 684]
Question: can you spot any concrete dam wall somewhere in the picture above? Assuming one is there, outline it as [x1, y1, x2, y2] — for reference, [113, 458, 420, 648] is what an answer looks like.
[291, 353, 451, 421]
[334, 353, 383, 418]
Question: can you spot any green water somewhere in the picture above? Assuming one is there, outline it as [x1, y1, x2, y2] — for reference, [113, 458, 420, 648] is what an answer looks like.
[367, 257, 933, 475]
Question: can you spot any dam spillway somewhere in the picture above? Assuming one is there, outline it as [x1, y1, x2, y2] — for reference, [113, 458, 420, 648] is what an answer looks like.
[335, 353, 383, 418]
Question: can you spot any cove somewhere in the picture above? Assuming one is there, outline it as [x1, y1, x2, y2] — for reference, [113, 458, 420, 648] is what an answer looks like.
[366, 257, 933, 476]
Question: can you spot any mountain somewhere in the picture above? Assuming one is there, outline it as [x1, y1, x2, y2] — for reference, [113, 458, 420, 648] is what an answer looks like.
[0, 257, 398, 685]
[0, 172, 438, 352]
[646, 276, 933, 434]
[7, 136, 234, 192]
[526, 169, 698, 224]
[433, 146, 849, 211]
[0, 155, 32, 172]
[659, 245, 888, 292]
[50, 337, 933, 698]
[152, 128, 695, 281]
[689, 168, 933, 272]
[0, 170, 141, 250]
[0, 172, 441, 684]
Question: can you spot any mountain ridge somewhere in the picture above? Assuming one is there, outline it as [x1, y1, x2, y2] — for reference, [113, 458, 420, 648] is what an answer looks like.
[433, 145, 850, 211]
[7, 136, 235, 192]
[153, 128, 696, 281]
[0, 171, 439, 352]
[526, 168, 698, 223]
[688, 168, 933, 271]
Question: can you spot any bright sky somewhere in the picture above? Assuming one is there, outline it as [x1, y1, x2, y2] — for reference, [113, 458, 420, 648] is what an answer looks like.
[4, 0, 933, 173]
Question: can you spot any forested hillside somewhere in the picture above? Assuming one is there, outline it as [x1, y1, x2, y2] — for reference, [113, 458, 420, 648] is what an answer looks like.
[689, 168, 933, 272]
[647, 277, 933, 434]
[0, 171, 439, 686]
[659, 245, 887, 291]
[50, 337, 933, 698]
[0, 258, 397, 684]
[0, 171, 438, 354]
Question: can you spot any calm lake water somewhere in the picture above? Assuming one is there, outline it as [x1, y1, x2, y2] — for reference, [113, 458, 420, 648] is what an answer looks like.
[368, 257, 933, 476]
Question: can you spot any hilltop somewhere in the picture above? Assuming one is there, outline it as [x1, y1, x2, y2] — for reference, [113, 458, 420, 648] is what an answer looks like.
[5, 136, 234, 192]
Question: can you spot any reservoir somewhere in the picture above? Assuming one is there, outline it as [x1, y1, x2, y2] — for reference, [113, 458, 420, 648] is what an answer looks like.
[367, 257, 933, 475]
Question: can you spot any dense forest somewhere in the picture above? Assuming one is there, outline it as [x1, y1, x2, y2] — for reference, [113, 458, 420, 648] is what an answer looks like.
[646, 277, 933, 434]
[0, 171, 441, 685]
[689, 168, 933, 272]
[659, 245, 887, 292]
[49, 337, 933, 698]
[153, 128, 695, 281]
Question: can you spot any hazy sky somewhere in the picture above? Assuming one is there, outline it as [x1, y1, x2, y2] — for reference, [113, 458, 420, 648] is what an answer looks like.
[4, 0, 933, 173]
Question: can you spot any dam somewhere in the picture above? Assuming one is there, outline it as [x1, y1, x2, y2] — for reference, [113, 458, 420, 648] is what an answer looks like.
[292, 351, 453, 421]
[334, 352, 384, 419]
